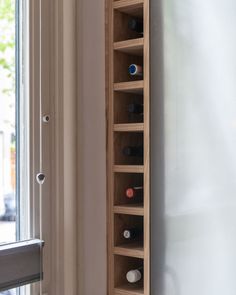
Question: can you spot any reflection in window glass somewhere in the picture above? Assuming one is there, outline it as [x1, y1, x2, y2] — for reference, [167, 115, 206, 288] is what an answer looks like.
[0, 289, 16, 295]
[0, 0, 16, 244]
[0, 0, 29, 242]
[0, 0, 29, 294]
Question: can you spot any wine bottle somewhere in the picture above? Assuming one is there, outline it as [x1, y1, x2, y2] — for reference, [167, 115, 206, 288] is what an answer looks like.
[123, 228, 141, 239]
[128, 18, 143, 34]
[128, 103, 143, 115]
[122, 145, 143, 157]
[129, 64, 143, 76]
[126, 186, 143, 199]
[126, 267, 143, 283]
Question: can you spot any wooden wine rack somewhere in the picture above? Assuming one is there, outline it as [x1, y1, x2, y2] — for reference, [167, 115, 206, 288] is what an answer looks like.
[106, 0, 149, 294]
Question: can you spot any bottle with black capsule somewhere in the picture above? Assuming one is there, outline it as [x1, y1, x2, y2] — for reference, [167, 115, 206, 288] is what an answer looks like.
[128, 18, 143, 34]
[128, 103, 143, 115]
[122, 145, 143, 157]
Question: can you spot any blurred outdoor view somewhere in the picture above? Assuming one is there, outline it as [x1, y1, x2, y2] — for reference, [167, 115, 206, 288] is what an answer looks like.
[0, 0, 16, 246]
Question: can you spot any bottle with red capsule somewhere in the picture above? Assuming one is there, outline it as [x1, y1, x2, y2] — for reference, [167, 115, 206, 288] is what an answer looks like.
[125, 186, 143, 199]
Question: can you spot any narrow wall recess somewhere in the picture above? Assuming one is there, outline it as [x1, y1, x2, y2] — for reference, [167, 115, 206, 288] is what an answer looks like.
[106, 0, 150, 294]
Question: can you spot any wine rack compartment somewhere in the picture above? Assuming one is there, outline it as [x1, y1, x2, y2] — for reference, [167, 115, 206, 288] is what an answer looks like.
[114, 132, 143, 165]
[114, 255, 144, 291]
[114, 51, 143, 83]
[114, 9, 143, 42]
[114, 92, 143, 124]
[107, 0, 149, 293]
[114, 172, 143, 205]
[114, 214, 143, 247]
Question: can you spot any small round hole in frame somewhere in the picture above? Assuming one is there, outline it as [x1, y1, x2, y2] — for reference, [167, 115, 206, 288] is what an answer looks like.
[43, 115, 50, 123]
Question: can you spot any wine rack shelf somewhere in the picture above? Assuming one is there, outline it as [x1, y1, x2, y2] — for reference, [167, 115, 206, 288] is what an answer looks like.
[114, 38, 144, 56]
[114, 81, 144, 94]
[114, 243, 144, 258]
[115, 283, 144, 295]
[113, 0, 144, 15]
[114, 204, 144, 216]
[114, 123, 144, 132]
[113, 165, 144, 173]
[107, 0, 149, 292]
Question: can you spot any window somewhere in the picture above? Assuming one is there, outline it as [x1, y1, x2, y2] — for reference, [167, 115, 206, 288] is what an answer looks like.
[0, 1, 42, 294]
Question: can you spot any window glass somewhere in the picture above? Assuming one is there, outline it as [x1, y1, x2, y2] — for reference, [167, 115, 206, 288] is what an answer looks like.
[0, 0, 30, 293]
[0, 0, 17, 244]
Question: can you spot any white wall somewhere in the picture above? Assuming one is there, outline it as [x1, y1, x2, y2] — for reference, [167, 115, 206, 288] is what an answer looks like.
[151, 0, 236, 294]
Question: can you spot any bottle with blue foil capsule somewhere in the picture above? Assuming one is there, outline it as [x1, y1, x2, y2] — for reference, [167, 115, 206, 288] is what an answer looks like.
[129, 64, 143, 77]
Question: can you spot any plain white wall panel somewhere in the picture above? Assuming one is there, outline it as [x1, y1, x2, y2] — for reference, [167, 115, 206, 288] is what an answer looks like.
[151, 1, 236, 294]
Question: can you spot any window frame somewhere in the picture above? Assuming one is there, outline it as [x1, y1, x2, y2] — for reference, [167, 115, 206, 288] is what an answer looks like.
[29, 0, 78, 294]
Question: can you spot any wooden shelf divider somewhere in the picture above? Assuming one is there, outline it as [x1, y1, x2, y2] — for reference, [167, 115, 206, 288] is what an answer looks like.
[107, 0, 149, 293]
[114, 38, 144, 56]
[113, 165, 144, 173]
[115, 284, 144, 295]
[114, 243, 144, 259]
[114, 204, 144, 216]
[113, 0, 144, 12]
[114, 81, 144, 94]
[114, 123, 144, 132]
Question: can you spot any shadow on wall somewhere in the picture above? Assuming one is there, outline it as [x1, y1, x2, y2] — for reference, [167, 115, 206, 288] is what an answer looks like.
[150, 0, 166, 294]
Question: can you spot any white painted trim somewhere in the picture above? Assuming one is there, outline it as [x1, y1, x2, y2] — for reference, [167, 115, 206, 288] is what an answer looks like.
[50, 0, 78, 294]
[29, 0, 78, 294]
[76, 0, 107, 294]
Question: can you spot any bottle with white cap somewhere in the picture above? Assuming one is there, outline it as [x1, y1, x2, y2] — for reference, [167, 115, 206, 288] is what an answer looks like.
[123, 228, 141, 239]
[126, 267, 143, 283]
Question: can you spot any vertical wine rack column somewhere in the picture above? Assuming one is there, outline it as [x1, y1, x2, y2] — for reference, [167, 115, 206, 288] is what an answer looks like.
[107, 0, 149, 294]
